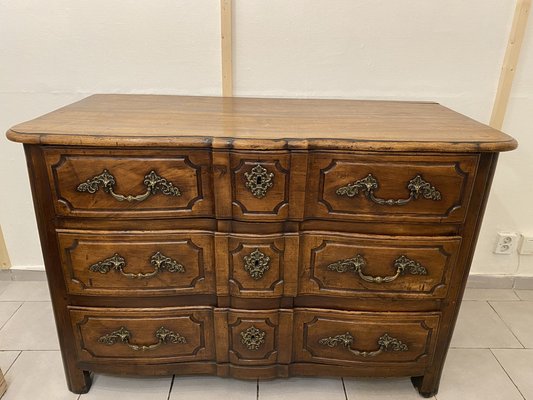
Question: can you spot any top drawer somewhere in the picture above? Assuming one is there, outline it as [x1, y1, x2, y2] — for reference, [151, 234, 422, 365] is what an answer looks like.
[305, 153, 478, 223]
[44, 148, 214, 218]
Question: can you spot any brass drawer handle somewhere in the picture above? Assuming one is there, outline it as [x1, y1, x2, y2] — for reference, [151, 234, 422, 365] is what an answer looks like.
[327, 254, 427, 283]
[77, 169, 181, 202]
[244, 164, 274, 198]
[240, 325, 266, 350]
[319, 332, 408, 358]
[336, 174, 441, 206]
[89, 252, 185, 279]
[243, 248, 270, 280]
[98, 326, 186, 351]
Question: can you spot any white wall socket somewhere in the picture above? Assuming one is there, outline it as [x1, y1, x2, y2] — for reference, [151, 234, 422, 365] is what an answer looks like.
[494, 232, 519, 254]
[519, 235, 533, 255]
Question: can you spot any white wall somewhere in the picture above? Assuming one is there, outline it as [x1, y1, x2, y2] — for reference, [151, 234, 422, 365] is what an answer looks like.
[0, 0, 531, 276]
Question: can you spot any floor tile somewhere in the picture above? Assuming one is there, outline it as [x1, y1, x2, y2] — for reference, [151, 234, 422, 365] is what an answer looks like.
[462, 288, 519, 301]
[0, 302, 59, 350]
[450, 301, 522, 348]
[344, 377, 433, 399]
[0, 281, 50, 301]
[491, 301, 533, 348]
[515, 290, 533, 301]
[0, 281, 10, 295]
[0, 351, 20, 373]
[80, 374, 172, 400]
[0, 302, 22, 329]
[436, 349, 522, 400]
[2, 351, 78, 400]
[259, 377, 345, 400]
[169, 376, 257, 400]
[492, 349, 533, 399]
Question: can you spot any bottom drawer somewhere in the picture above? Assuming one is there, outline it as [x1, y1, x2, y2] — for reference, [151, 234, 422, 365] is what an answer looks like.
[294, 309, 440, 368]
[69, 307, 215, 363]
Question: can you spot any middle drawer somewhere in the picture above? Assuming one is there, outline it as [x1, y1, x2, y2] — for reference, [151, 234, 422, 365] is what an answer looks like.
[299, 232, 461, 300]
[57, 231, 215, 297]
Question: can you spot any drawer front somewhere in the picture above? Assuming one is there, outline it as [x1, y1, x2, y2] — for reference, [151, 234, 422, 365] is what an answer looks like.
[44, 148, 213, 218]
[299, 233, 460, 300]
[58, 231, 215, 296]
[294, 309, 440, 367]
[223, 234, 298, 298]
[231, 152, 290, 221]
[70, 307, 215, 363]
[306, 153, 478, 223]
[215, 309, 292, 366]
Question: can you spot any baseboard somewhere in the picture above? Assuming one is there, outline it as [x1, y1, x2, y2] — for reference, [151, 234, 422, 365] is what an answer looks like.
[1, 267, 532, 288]
[466, 274, 533, 289]
[0, 266, 46, 281]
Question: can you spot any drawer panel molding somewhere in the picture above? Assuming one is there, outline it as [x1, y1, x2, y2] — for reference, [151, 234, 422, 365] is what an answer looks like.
[299, 233, 461, 300]
[294, 309, 440, 367]
[306, 153, 479, 223]
[44, 148, 214, 218]
[58, 231, 215, 297]
[70, 307, 215, 363]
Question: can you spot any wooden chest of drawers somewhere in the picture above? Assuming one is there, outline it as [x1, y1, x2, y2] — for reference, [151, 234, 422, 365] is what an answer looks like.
[7, 95, 516, 397]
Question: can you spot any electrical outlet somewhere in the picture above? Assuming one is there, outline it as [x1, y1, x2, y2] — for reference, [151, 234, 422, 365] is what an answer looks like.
[494, 232, 519, 254]
[519, 235, 533, 255]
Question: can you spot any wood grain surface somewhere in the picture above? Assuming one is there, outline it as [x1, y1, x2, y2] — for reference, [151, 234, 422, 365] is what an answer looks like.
[7, 94, 517, 152]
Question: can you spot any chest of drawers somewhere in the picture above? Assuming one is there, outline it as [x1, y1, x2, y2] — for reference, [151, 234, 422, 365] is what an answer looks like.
[7, 95, 516, 397]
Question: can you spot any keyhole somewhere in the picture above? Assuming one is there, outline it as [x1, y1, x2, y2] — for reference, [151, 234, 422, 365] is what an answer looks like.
[256, 176, 262, 184]
[255, 260, 259, 267]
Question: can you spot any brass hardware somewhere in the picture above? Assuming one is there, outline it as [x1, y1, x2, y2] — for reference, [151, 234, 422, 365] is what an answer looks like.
[319, 332, 408, 357]
[240, 325, 266, 350]
[89, 252, 185, 279]
[244, 164, 274, 198]
[77, 170, 181, 202]
[336, 174, 441, 205]
[327, 254, 427, 283]
[243, 248, 270, 280]
[98, 326, 186, 351]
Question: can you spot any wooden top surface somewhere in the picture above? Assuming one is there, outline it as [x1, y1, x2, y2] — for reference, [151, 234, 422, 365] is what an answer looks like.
[6, 94, 517, 152]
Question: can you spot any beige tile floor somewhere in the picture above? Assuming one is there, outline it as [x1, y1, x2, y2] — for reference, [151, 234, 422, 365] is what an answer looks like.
[0, 283, 532, 399]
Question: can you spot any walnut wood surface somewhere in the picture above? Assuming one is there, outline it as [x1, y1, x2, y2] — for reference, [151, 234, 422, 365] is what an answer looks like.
[11, 96, 516, 397]
[7, 94, 516, 152]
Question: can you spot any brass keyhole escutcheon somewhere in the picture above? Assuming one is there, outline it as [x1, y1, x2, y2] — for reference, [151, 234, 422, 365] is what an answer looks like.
[244, 164, 274, 198]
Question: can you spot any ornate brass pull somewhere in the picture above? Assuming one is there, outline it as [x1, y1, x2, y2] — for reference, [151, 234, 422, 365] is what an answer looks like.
[240, 325, 266, 350]
[98, 326, 186, 351]
[319, 332, 408, 358]
[77, 169, 181, 202]
[336, 174, 441, 206]
[243, 248, 270, 280]
[327, 255, 427, 284]
[244, 164, 274, 198]
[89, 252, 185, 279]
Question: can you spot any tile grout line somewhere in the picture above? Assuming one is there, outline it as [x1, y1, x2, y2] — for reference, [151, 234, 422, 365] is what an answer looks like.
[489, 349, 526, 400]
[0, 301, 23, 331]
[3, 350, 22, 375]
[513, 289, 523, 301]
[166, 374, 175, 400]
[487, 301, 526, 348]
[341, 377, 348, 400]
